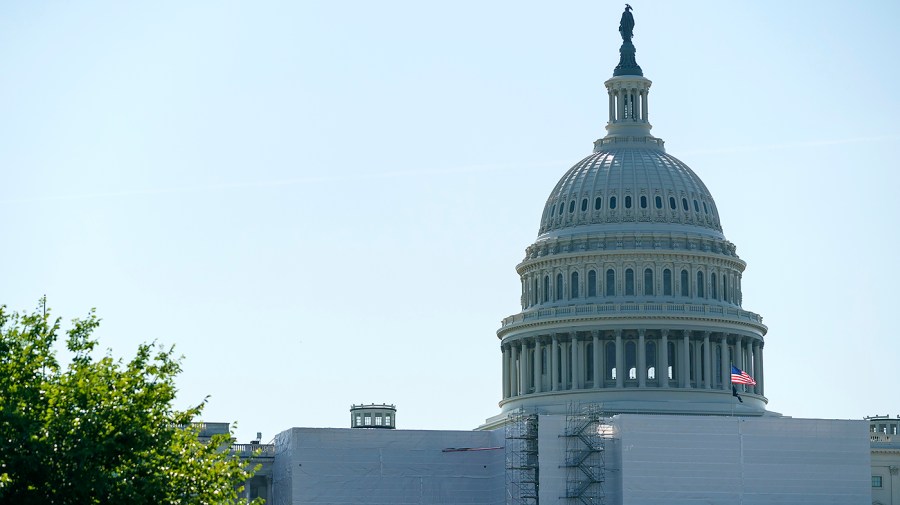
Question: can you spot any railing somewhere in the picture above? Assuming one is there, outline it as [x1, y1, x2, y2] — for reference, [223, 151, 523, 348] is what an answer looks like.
[871, 433, 894, 443]
[231, 443, 276, 458]
[501, 302, 764, 329]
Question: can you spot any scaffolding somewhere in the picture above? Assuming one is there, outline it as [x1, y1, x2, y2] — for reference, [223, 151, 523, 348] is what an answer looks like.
[506, 410, 539, 505]
[561, 404, 607, 504]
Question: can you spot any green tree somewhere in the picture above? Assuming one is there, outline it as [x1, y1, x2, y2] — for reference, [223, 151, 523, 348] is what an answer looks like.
[0, 300, 262, 505]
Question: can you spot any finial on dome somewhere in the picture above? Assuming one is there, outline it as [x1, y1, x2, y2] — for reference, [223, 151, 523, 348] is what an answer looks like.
[613, 4, 643, 77]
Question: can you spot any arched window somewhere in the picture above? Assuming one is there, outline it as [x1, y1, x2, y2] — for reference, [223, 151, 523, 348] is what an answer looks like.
[605, 269, 615, 296]
[697, 271, 705, 298]
[640, 195, 647, 208]
[655, 196, 663, 209]
[570, 272, 579, 299]
[667, 341, 676, 379]
[606, 342, 616, 380]
[543, 276, 550, 303]
[693, 200, 699, 212]
[680, 269, 689, 296]
[609, 196, 617, 209]
[626, 341, 636, 379]
[559, 202, 565, 215]
[682, 198, 689, 211]
[663, 269, 672, 296]
[625, 269, 635, 296]
[711, 273, 718, 299]
[669, 196, 677, 209]
[588, 270, 597, 297]
[581, 198, 588, 212]
[625, 195, 632, 209]
[646, 341, 657, 380]
[533, 278, 538, 305]
[723, 276, 729, 303]
[703, 202, 708, 214]
[594, 197, 602, 210]
[644, 268, 654, 295]
[556, 273, 563, 300]
[585, 342, 594, 382]
[569, 200, 575, 213]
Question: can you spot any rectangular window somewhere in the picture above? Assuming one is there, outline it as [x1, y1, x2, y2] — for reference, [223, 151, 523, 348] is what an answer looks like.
[375, 415, 383, 426]
[872, 475, 883, 488]
[355, 415, 362, 426]
[364, 414, 371, 426]
[385, 414, 391, 426]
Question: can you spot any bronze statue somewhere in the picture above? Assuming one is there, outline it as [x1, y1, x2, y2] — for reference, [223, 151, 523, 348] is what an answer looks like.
[619, 4, 635, 43]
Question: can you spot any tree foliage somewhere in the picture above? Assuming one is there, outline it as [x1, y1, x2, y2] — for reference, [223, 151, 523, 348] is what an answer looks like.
[0, 299, 261, 505]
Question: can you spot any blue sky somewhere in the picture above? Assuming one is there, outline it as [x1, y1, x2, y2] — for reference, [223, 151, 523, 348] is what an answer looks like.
[2, 1, 899, 443]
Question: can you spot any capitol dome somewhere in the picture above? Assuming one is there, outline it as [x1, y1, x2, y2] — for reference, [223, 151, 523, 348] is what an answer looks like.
[494, 9, 767, 419]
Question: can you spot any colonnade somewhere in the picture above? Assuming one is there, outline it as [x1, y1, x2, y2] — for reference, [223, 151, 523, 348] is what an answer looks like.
[608, 86, 649, 123]
[501, 329, 763, 400]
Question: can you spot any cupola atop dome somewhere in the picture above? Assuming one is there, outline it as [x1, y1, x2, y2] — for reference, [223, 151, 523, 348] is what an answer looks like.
[601, 5, 659, 144]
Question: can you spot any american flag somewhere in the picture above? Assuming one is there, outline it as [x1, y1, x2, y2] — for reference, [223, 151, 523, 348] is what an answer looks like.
[730, 365, 756, 386]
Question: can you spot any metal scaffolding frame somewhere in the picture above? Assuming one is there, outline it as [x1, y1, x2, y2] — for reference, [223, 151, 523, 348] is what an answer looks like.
[561, 404, 607, 504]
[506, 410, 539, 505]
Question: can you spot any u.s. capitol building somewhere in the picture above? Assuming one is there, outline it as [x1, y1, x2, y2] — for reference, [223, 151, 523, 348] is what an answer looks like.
[231, 7, 894, 505]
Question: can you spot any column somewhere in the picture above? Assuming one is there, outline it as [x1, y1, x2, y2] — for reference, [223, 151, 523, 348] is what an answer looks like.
[520, 340, 528, 394]
[735, 335, 744, 392]
[757, 343, 765, 396]
[642, 89, 649, 121]
[692, 334, 701, 388]
[561, 341, 569, 390]
[681, 332, 690, 388]
[510, 345, 519, 396]
[551, 335, 559, 392]
[571, 333, 581, 390]
[745, 339, 753, 389]
[614, 330, 624, 388]
[593, 331, 602, 389]
[534, 338, 543, 394]
[659, 330, 669, 388]
[720, 334, 730, 390]
[608, 90, 615, 123]
[637, 329, 646, 388]
[502, 345, 510, 399]
[752, 341, 761, 396]
[703, 332, 712, 389]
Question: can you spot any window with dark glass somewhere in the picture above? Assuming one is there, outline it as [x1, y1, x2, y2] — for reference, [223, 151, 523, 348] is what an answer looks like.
[682, 198, 689, 211]
[646, 341, 656, 380]
[585, 342, 594, 381]
[610, 196, 617, 209]
[703, 202, 708, 214]
[873, 476, 883, 488]
[625, 269, 635, 296]
[581, 199, 588, 212]
[625, 195, 632, 209]
[541, 348, 547, 374]
[680, 269, 689, 296]
[693, 200, 699, 212]
[556, 273, 563, 300]
[570, 272, 579, 299]
[533, 278, 538, 305]
[559, 202, 565, 214]
[588, 270, 597, 297]
[626, 341, 636, 379]
[663, 269, 672, 296]
[569, 200, 575, 213]
[640, 195, 647, 208]
[723, 276, 729, 302]
[606, 269, 615, 296]
[595, 197, 602, 210]
[669, 196, 677, 209]
[655, 196, 662, 209]
[644, 268, 654, 296]
[697, 271, 705, 298]
[606, 342, 616, 380]
[543, 276, 550, 302]
[711, 273, 718, 299]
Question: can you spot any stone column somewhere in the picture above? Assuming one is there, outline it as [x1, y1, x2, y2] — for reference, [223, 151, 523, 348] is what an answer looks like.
[752, 341, 761, 396]
[510, 345, 519, 397]
[551, 335, 559, 392]
[615, 330, 624, 388]
[519, 341, 528, 395]
[681, 332, 690, 388]
[720, 334, 730, 390]
[534, 338, 543, 394]
[757, 343, 765, 396]
[642, 89, 649, 121]
[571, 333, 580, 390]
[734, 335, 744, 392]
[660, 330, 669, 388]
[593, 331, 602, 389]
[703, 332, 712, 389]
[608, 90, 615, 123]
[692, 334, 701, 388]
[745, 339, 753, 390]
[502, 345, 510, 399]
[637, 329, 646, 388]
